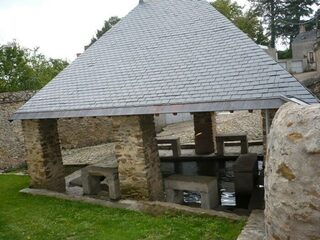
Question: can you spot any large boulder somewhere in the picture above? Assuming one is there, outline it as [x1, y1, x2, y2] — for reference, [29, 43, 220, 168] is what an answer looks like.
[265, 102, 320, 240]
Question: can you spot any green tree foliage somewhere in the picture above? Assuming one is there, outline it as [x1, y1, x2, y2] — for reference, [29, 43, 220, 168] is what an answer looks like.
[278, 48, 292, 59]
[86, 16, 121, 49]
[278, 0, 319, 48]
[211, 0, 269, 45]
[211, 0, 242, 21]
[249, 0, 284, 48]
[0, 41, 68, 93]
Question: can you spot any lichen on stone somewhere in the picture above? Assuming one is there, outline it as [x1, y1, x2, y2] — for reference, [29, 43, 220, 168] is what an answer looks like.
[276, 163, 296, 181]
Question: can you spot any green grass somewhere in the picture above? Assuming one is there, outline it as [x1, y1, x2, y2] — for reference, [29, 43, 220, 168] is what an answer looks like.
[0, 175, 245, 240]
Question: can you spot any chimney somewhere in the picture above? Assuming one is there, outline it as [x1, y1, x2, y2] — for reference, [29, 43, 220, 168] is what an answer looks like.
[139, 0, 144, 4]
[299, 24, 306, 33]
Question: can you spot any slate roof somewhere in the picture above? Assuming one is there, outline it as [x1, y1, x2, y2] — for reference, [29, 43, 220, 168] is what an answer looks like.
[292, 29, 319, 44]
[13, 0, 318, 120]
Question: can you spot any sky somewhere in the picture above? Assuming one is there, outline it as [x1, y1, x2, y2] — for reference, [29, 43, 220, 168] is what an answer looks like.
[0, 0, 250, 61]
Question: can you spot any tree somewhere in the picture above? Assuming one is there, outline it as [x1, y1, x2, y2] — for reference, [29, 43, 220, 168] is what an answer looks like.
[211, 0, 269, 45]
[211, 0, 242, 21]
[85, 16, 121, 49]
[0, 41, 68, 93]
[249, 0, 284, 48]
[234, 9, 270, 45]
[278, 0, 319, 48]
[278, 48, 292, 59]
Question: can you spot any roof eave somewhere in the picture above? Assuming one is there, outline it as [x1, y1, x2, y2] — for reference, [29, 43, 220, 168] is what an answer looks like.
[11, 98, 288, 121]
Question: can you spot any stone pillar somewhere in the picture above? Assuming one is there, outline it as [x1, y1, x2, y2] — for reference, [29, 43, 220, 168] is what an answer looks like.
[112, 115, 163, 201]
[265, 103, 320, 240]
[315, 43, 320, 75]
[261, 109, 278, 157]
[193, 112, 216, 155]
[22, 119, 65, 192]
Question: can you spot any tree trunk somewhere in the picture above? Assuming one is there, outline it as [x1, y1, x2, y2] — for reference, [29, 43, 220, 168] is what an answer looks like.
[270, 0, 276, 48]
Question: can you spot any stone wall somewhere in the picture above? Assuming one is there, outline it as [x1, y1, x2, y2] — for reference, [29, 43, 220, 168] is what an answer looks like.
[0, 91, 113, 170]
[58, 117, 113, 149]
[304, 78, 320, 99]
[265, 103, 320, 240]
[113, 115, 163, 201]
[0, 91, 36, 170]
[22, 119, 65, 192]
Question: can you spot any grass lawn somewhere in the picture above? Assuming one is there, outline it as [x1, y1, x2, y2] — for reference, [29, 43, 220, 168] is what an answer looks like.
[0, 175, 245, 240]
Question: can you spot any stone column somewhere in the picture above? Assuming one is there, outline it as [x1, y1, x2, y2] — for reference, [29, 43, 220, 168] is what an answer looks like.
[261, 109, 278, 157]
[265, 103, 320, 240]
[315, 43, 320, 75]
[112, 115, 163, 201]
[193, 112, 216, 155]
[22, 119, 65, 192]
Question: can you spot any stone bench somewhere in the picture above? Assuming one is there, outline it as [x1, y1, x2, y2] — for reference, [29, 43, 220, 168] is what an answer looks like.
[216, 134, 248, 156]
[157, 137, 181, 157]
[164, 174, 218, 209]
[81, 161, 120, 200]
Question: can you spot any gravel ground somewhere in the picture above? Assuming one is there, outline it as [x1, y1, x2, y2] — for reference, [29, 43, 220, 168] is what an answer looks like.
[158, 111, 263, 143]
[62, 143, 115, 165]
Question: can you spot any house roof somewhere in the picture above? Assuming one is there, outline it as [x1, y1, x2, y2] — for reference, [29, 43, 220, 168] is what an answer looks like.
[12, 0, 318, 120]
[293, 29, 319, 44]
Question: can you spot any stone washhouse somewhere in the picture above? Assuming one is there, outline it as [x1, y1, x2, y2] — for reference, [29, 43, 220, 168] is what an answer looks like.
[12, 0, 318, 204]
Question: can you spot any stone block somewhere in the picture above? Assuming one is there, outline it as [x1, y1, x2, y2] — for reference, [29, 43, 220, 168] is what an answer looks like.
[216, 134, 248, 156]
[234, 153, 258, 196]
[265, 103, 320, 240]
[164, 174, 219, 209]
[82, 163, 120, 200]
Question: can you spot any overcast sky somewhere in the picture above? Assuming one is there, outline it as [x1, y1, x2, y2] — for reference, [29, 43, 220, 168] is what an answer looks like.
[0, 0, 249, 61]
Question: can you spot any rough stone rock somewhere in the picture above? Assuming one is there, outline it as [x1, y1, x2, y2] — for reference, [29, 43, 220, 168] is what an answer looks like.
[265, 102, 320, 240]
[237, 210, 265, 240]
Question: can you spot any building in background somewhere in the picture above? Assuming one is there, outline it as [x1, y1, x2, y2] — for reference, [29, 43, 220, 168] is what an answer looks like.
[281, 24, 320, 74]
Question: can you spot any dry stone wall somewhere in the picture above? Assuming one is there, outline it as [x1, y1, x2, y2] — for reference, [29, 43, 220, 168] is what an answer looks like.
[0, 91, 36, 170]
[265, 102, 320, 240]
[113, 115, 163, 201]
[22, 119, 65, 192]
[58, 117, 113, 150]
[0, 91, 113, 170]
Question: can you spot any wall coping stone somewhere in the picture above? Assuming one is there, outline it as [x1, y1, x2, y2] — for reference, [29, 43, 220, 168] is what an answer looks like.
[237, 210, 265, 240]
[0, 91, 36, 104]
